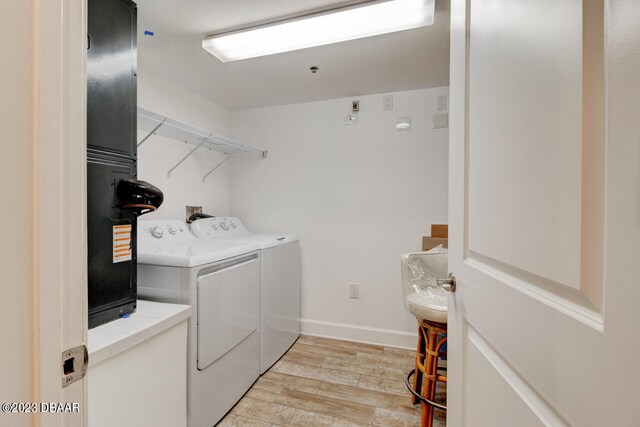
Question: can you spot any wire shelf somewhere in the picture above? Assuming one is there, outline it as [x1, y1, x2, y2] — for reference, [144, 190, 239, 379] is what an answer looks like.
[137, 107, 266, 180]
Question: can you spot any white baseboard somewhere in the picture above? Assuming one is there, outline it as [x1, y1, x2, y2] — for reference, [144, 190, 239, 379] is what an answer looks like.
[300, 318, 417, 350]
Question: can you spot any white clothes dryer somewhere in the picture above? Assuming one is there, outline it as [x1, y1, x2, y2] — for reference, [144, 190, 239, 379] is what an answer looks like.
[190, 217, 301, 374]
[136, 220, 261, 427]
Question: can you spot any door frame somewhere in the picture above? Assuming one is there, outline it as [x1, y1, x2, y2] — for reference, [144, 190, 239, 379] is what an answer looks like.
[35, 0, 87, 425]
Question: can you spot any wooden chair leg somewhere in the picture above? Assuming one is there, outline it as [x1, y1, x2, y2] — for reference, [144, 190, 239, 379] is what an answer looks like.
[427, 338, 441, 427]
[410, 320, 447, 427]
[421, 325, 438, 427]
[412, 322, 425, 404]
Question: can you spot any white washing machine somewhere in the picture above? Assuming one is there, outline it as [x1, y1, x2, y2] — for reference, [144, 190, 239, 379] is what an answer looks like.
[190, 217, 300, 374]
[136, 220, 261, 427]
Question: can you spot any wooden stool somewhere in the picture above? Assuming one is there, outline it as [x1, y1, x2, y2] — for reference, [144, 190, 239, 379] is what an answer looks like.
[406, 318, 447, 427]
[401, 250, 449, 427]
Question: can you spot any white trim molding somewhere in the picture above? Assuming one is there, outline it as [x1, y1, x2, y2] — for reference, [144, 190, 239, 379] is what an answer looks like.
[300, 318, 418, 350]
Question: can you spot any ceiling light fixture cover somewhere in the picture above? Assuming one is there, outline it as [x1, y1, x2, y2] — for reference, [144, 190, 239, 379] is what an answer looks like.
[202, 0, 435, 62]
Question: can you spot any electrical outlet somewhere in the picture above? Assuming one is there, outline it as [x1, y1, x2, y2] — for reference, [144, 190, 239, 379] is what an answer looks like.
[186, 205, 202, 219]
[349, 283, 359, 299]
[383, 94, 393, 111]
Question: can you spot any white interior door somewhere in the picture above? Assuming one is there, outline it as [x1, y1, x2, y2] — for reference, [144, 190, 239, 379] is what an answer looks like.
[448, 1, 640, 425]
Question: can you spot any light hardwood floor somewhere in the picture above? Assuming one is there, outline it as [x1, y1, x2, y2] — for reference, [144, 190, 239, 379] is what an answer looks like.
[217, 335, 446, 427]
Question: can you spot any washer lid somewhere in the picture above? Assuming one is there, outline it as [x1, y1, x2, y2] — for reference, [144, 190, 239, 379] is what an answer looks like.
[137, 240, 259, 267]
[220, 234, 300, 249]
[138, 219, 259, 267]
[190, 217, 299, 249]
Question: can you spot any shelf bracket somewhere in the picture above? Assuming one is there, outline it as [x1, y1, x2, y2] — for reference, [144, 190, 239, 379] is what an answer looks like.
[137, 119, 166, 147]
[202, 144, 247, 182]
[167, 136, 210, 178]
[202, 156, 230, 182]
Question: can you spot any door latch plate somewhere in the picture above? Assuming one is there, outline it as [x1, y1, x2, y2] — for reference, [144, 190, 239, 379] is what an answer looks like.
[62, 345, 88, 388]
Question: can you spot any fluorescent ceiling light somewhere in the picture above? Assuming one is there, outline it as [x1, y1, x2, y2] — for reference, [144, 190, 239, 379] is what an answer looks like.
[202, 0, 435, 62]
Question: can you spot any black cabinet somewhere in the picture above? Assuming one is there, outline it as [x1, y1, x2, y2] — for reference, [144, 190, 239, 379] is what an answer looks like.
[87, 0, 138, 328]
[87, 155, 137, 328]
[87, 0, 137, 157]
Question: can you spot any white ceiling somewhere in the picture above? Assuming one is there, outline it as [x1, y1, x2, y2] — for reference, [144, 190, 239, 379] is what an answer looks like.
[136, 0, 450, 110]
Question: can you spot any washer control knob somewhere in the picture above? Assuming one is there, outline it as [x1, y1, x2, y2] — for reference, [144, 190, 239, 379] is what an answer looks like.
[168, 226, 177, 235]
[211, 223, 219, 231]
[151, 226, 164, 238]
[220, 222, 229, 231]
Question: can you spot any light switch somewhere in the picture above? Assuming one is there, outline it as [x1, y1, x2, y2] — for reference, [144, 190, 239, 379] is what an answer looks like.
[432, 113, 448, 129]
[437, 95, 448, 111]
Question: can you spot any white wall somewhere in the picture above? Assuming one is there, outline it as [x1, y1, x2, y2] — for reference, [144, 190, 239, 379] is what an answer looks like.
[229, 87, 449, 348]
[137, 67, 232, 220]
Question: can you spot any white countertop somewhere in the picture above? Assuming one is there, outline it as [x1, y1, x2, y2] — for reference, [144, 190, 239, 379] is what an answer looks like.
[88, 300, 192, 366]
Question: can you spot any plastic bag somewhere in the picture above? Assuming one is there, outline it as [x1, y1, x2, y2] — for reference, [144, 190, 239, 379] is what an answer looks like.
[401, 245, 448, 315]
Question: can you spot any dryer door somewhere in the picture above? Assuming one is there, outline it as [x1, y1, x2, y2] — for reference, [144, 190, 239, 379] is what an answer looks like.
[197, 253, 260, 371]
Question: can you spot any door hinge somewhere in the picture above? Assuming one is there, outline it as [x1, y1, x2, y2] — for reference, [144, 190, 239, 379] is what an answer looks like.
[62, 345, 88, 388]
